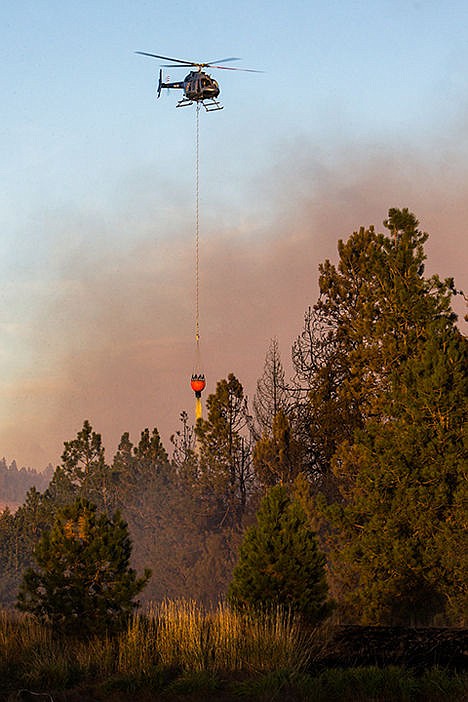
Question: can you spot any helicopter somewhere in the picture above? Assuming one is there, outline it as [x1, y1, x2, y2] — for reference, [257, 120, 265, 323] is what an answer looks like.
[135, 52, 261, 111]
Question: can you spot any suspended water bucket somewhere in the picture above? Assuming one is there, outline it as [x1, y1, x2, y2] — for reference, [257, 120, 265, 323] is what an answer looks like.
[191, 374, 206, 396]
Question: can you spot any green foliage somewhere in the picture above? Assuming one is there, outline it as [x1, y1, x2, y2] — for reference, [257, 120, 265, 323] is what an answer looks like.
[0, 508, 22, 606]
[0, 487, 55, 607]
[299, 208, 467, 624]
[111, 426, 171, 522]
[0, 421, 123, 608]
[59, 419, 112, 510]
[17, 499, 150, 636]
[228, 482, 332, 623]
[324, 323, 467, 624]
[292, 302, 363, 490]
[293, 666, 468, 702]
[133, 426, 169, 475]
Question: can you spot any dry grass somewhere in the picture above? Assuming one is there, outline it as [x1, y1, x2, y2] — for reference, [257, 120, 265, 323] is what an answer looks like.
[1, 604, 466, 701]
[0, 600, 317, 689]
[119, 599, 316, 673]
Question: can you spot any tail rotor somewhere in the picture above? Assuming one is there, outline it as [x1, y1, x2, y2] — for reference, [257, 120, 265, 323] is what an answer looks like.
[157, 68, 163, 98]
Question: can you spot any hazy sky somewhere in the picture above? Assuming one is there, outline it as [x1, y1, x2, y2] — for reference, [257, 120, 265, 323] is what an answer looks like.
[1, 1, 467, 468]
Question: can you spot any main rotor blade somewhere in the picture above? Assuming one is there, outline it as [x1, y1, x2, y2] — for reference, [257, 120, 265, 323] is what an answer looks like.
[160, 63, 193, 68]
[205, 57, 241, 65]
[136, 51, 263, 73]
[211, 65, 264, 73]
[159, 58, 242, 69]
[135, 51, 196, 65]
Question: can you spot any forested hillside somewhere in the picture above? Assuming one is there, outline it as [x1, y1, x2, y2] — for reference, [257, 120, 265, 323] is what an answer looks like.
[0, 209, 466, 627]
[0, 459, 53, 509]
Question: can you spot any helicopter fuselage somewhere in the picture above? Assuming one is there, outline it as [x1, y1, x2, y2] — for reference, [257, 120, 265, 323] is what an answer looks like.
[185, 71, 220, 100]
[161, 70, 220, 102]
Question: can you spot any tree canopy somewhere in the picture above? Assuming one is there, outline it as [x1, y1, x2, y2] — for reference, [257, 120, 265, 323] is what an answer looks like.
[17, 499, 150, 636]
[296, 209, 467, 624]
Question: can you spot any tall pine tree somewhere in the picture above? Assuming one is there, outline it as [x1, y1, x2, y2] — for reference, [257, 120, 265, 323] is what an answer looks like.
[195, 374, 254, 525]
[300, 209, 466, 624]
[253, 337, 289, 437]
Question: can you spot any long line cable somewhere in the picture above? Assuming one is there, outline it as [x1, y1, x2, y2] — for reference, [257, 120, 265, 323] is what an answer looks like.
[194, 102, 203, 422]
[195, 102, 200, 348]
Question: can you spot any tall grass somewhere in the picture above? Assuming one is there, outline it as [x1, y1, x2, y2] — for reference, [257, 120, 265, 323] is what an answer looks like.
[119, 599, 316, 674]
[0, 600, 316, 689]
[0, 610, 52, 675]
[1, 603, 466, 701]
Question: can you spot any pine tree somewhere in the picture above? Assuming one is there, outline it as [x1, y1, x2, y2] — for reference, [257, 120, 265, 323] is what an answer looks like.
[302, 209, 467, 624]
[59, 420, 111, 510]
[17, 499, 151, 636]
[195, 373, 254, 524]
[170, 411, 198, 483]
[253, 410, 303, 487]
[112, 428, 170, 518]
[0, 508, 19, 605]
[292, 209, 459, 485]
[292, 302, 362, 489]
[0, 487, 57, 607]
[133, 427, 169, 477]
[253, 337, 289, 437]
[228, 482, 331, 623]
[322, 320, 467, 624]
[111, 432, 136, 495]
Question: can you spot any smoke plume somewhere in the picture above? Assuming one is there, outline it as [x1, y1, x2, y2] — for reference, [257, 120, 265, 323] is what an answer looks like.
[1, 129, 466, 468]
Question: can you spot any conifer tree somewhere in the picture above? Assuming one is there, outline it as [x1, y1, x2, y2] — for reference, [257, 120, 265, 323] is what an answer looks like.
[228, 482, 331, 623]
[300, 208, 467, 624]
[195, 373, 254, 524]
[322, 319, 467, 624]
[112, 428, 170, 518]
[0, 487, 61, 607]
[111, 431, 136, 495]
[133, 427, 169, 477]
[253, 337, 289, 437]
[17, 498, 150, 636]
[253, 410, 303, 487]
[59, 420, 111, 510]
[170, 411, 198, 483]
[0, 508, 20, 605]
[292, 302, 362, 488]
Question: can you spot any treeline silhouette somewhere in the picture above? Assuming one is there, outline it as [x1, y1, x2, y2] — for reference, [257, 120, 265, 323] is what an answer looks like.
[0, 459, 53, 506]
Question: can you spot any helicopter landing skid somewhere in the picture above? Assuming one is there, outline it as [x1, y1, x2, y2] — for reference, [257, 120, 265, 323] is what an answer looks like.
[176, 97, 224, 111]
[203, 99, 223, 112]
